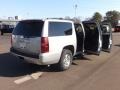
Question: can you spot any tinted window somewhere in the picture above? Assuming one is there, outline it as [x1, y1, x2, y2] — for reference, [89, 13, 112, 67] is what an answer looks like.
[13, 20, 44, 37]
[49, 22, 72, 36]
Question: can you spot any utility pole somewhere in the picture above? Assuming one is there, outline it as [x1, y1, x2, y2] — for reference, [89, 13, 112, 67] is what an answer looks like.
[74, 4, 78, 17]
[73, 0, 78, 17]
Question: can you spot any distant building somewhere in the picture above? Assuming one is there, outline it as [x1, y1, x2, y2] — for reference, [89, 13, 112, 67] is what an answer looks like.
[0, 19, 19, 26]
[0, 16, 20, 26]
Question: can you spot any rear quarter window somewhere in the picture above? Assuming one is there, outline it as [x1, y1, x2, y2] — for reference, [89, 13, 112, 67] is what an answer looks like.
[48, 22, 72, 36]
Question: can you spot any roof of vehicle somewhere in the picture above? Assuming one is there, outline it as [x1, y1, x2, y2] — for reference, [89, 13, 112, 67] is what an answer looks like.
[45, 18, 74, 23]
[19, 19, 74, 23]
[19, 19, 44, 22]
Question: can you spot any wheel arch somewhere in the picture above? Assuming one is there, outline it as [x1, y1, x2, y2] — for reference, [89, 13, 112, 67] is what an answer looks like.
[63, 45, 75, 55]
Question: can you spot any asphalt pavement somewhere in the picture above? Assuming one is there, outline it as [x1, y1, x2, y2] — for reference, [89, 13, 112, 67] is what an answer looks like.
[0, 33, 120, 90]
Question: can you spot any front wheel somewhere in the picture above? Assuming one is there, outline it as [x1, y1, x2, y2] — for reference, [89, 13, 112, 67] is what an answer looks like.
[51, 49, 73, 71]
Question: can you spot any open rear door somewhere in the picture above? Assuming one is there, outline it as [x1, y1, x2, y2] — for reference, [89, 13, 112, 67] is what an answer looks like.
[74, 23, 85, 56]
[101, 23, 112, 52]
[83, 21, 102, 55]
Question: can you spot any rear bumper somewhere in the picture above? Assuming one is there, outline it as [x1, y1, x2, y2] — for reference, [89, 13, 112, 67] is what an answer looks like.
[10, 47, 39, 58]
[10, 48, 60, 65]
[11, 52, 42, 65]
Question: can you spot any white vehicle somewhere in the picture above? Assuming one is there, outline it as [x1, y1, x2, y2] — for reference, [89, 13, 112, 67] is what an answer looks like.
[10, 19, 112, 71]
[11, 19, 78, 71]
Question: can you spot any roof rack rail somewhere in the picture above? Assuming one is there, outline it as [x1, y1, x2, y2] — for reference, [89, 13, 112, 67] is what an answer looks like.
[46, 18, 64, 20]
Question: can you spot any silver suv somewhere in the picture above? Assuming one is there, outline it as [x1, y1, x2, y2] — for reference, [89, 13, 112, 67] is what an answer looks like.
[10, 19, 77, 71]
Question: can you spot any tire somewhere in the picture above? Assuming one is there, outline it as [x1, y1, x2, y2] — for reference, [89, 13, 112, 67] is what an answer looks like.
[51, 49, 73, 71]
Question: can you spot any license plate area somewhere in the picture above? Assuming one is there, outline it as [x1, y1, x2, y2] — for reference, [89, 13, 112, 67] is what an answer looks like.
[19, 42, 26, 49]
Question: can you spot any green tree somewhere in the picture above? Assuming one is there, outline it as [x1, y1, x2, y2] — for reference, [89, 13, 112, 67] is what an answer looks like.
[91, 12, 102, 23]
[106, 10, 120, 27]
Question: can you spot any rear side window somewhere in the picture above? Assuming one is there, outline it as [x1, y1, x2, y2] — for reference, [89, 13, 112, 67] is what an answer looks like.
[13, 20, 44, 37]
[49, 22, 72, 36]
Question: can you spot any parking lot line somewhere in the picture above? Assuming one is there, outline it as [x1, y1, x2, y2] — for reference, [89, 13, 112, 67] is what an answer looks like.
[14, 72, 44, 84]
[14, 75, 32, 84]
[30, 72, 43, 80]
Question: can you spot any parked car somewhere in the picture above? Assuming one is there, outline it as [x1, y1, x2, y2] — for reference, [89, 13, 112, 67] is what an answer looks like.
[11, 19, 77, 71]
[0, 24, 15, 35]
[114, 25, 120, 32]
[10, 19, 112, 71]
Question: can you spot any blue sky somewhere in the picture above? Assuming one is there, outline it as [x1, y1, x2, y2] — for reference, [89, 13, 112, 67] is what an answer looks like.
[0, 0, 120, 20]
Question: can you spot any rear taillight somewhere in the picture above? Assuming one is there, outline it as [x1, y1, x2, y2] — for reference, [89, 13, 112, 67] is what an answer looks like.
[41, 37, 49, 53]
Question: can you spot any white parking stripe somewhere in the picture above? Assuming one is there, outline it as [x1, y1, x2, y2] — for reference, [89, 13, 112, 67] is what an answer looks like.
[14, 72, 44, 84]
[30, 72, 43, 80]
[14, 75, 32, 84]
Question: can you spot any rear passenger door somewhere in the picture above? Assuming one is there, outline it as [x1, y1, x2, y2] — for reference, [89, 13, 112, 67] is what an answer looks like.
[101, 24, 112, 52]
[74, 23, 85, 55]
[83, 22, 102, 55]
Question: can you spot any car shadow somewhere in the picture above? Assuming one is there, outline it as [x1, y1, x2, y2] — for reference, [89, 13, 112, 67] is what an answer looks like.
[0, 52, 93, 75]
[74, 55, 91, 61]
[0, 53, 47, 77]
[114, 44, 120, 47]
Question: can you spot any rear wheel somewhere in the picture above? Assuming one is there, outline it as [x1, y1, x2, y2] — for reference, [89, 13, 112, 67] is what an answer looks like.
[51, 49, 73, 71]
